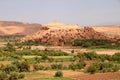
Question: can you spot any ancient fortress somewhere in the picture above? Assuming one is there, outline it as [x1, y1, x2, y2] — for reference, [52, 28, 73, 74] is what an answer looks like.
[43, 21, 80, 29]
[21, 21, 116, 46]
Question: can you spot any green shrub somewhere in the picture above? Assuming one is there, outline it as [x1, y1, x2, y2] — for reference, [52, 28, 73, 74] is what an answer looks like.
[9, 72, 19, 80]
[87, 62, 120, 74]
[51, 64, 63, 70]
[10, 54, 21, 60]
[4, 43, 16, 52]
[112, 52, 120, 62]
[83, 52, 98, 60]
[74, 52, 98, 61]
[18, 73, 25, 79]
[73, 39, 120, 49]
[69, 63, 77, 71]
[2, 64, 19, 74]
[12, 61, 30, 72]
[0, 72, 8, 80]
[54, 71, 63, 77]
[33, 64, 45, 70]
[34, 57, 41, 63]
[87, 65, 97, 74]
[41, 55, 48, 60]
[48, 58, 54, 62]
[98, 54, 112, 61]
[69, 61, 86, 71]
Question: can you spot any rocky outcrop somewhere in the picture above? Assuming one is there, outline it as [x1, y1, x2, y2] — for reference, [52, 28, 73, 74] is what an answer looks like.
[22, 27, 112, 46]
[20, 21, 120, 46]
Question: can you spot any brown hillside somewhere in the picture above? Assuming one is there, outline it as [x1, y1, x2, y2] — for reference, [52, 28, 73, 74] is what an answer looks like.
[92, 25, 120, 37]
[0, 21, 43, 36]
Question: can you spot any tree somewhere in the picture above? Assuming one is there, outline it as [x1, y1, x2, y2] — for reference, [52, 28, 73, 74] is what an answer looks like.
[4, 43, 15, 52]
[54, 71, 63, 77]
[2, 64, 19, 74]
[12, 61, 30, 72]
[87, 65, 96, 74]
[0, 72, 8, 80]
[9, 72, 19, 80]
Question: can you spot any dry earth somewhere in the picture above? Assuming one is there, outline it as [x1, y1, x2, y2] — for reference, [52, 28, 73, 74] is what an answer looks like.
[93, 26, 120, 37]
[39, 70, 120, 80]
[0, 21, 43, 35]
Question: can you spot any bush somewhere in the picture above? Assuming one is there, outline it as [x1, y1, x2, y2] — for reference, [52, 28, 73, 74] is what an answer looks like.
[54, 71, 63, 77]
[83, 52, 98, 60]
[10, 54, 21, 60]
[41, 55, 48, 60]
[0, 72, 8, 80]
[2, 64, 19, 74]
[12, 61, 30, 72]
[18, 73, 25, 79]
[87, 62, 120, 74]
[34, 57, 41, 63]
[4, 43, 16, 52]
[9, 72, 19, 80]
[112, 52, 120, 62]
[33, 64, 45, 70]
[69, 61, 86, 71]
[51, 64, 63, 70]
[73, 39, 120, 49]
[87, 65, 97, 74]
[74, 52, 98, 61]
[69, 63, 77, 71]
[98, 54, 112, 61]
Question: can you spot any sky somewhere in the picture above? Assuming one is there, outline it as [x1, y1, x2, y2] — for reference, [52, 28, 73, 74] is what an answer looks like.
[0, 0, 120, 26]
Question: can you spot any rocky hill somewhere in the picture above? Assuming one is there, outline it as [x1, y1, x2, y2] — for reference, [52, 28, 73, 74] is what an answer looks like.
[22, 21, 119, 46]
[0, 21, 43, 36]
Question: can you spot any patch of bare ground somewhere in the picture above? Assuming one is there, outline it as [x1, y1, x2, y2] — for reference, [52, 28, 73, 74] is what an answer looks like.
[93, 26, 120, 37]
[38, 70, 120, 80]
[95, 50, 120, 55]
[71, 72, 120, 80]
[0, 61, 12, 65]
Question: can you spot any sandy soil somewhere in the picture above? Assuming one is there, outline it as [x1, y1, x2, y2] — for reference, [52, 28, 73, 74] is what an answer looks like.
[0, 26, 25, 35]
[39, 70, 120, 80]
[93, 26, 120, 36]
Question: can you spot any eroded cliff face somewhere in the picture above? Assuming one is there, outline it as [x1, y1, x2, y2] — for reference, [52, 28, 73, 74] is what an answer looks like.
[21, 21, 118, 46]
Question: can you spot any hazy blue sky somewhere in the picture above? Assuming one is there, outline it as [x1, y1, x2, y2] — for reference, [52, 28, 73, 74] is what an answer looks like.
[0, 0, 120, 26]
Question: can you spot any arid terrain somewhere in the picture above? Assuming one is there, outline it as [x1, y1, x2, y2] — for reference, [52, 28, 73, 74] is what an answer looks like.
[0, 21, 120, 80]
[0, 21, 43, 35]
[21, 21, 120, 46]
[93, 26, 120, 37]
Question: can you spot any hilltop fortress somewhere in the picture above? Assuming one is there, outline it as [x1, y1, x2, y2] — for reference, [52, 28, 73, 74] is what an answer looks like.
[43, 21, 80, 29]
[21, 21, 118, 46]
